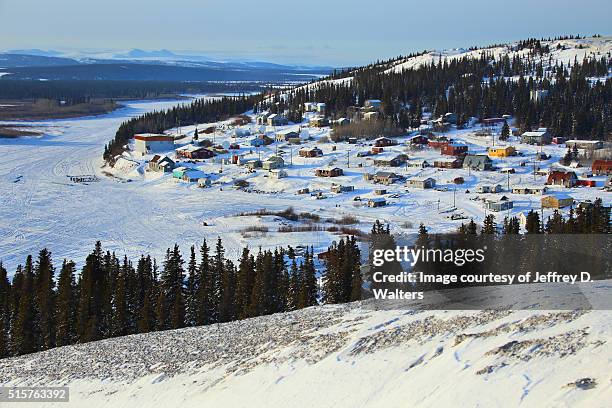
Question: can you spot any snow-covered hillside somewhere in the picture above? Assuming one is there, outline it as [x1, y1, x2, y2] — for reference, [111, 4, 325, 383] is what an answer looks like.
[0, 281, 610, 407]
[295, 36, 612, 92]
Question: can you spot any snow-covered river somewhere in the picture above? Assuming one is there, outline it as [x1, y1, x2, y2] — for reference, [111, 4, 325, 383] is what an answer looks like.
[0, 98, 290, 272]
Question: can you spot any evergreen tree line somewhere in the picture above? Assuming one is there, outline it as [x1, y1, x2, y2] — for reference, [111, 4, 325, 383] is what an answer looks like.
[0, 236, 363, 359]
[273, 53, 611, 140]
[410, 198, 610, 291]
[0, 80, 266, 106]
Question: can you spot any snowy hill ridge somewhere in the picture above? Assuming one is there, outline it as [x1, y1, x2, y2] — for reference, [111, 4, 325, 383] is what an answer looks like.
[1, 283, 610, 407]
[298, 36, 612, 92]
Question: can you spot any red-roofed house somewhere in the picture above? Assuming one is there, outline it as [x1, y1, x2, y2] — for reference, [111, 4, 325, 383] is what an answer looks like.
[546, 171, 577, 188]
[592, 160, 612, 176]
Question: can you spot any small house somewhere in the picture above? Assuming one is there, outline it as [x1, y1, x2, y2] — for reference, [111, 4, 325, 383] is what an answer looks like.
[309, 116, 329, 127]
[477, 184, 502, 194]
[262, 156, 285, 170]
[364, 99, 382, 109]
[565, 140, 603, 151]
[148, 155, 175, 173]
[592, 160, 612, 176]
[275, 129, 300, 142]
[334, 118, 350, 126]
[240, 158, 262, 169]
[441, 143, 468, 156]
[408, 135, 429, 145]
[373, 153, 407, 167]
[316, 167, 343, 177]
[374, 171, 397, 185]
[181, 169, 206, 182]
[546, 171, 577, 187]
[541, 194, 573, 209]
[363, 112, 379, 121]
[175, 145, 214, 160]
[348, 137, 358, 144]
[270, 169, 288, 180]
[406, 177, 435, 189]
[511, 185, 548, 195]
[256, 112, 271, 125]
[374, 188, 387, 195]
[488, 146, 516, 158]
[434, 158, 462, 169]
[409, 160, 430, 168]
[134, 133, 175, 155]
[331, 184, 354, 193]
[521, 129, 551, 145]
[485, 199, 513, 212]
[368, 197, 387, 207]
[373, 137, 397, 147]
[267, 114, 288, 126]
[299, 147, 323, 158]
[463, 155, 493, 171]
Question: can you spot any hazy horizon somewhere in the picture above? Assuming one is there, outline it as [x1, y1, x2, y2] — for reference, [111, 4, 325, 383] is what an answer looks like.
[1, 0, 610, 66]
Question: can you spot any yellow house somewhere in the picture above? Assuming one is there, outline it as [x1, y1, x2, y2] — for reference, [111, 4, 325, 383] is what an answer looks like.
[541, 194, 573, 209]
[488, 146, 516, 158]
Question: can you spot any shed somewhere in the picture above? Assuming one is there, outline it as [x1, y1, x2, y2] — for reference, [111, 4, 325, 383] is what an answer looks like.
[406, 177, 436, 189]
[368, 197, 387, 207]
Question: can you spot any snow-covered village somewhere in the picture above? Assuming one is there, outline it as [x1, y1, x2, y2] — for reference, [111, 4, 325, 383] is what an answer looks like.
[0, 2, 611, 405]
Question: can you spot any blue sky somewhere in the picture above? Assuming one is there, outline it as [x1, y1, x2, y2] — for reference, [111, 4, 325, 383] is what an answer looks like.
[0, 0, 610, 66]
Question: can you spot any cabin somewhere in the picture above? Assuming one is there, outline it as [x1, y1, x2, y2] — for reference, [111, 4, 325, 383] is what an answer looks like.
[541, 194, 573, 209]
[441, 143, 468, 156]
[408, 135, 429, 145]
[299, 147, 323, 158]
[309, 116, 329, 128]
[547, 170, 577, 187]
[477, 184, 502, 194]
[331, 184, 354, 193]
[484, 199, 513, 212]
[172, 167, 189, 179]
[488, 146, 516, 158]
[373, 171, 397, 185]
[262, 156, 285, 170]
[373, 153, 407, 167]
[565, 140, 603, 151]
[267, 114, 288, 126]
[408, 159, 430, 168]
[275, 129, 300, 142]
[256, 112, 271, 125]
[134, 133, 174, 155]
[463, 155, 493, 171]
[511, 185, 548, 195]
[182, 169, 207, 183]
[175, 145, 214, 160]
[348, 137, 358, 144]
[434, 158, 462, 169]
[270, 169, 288, 180]
[521, 128, 551, 145]
[592, 160, 612, 176]
[334, 118, 350, 126]
[406, 177, 435, 189]
[428, 138, 450, 149]
[240, 158, 262, 169]
[315, 167, 343, 177]
[148, 155, 175, 173]
[368, 197, 387, 207]
[374, 137, 397, 147]
[363, 112, 379, 121]
[364, 99, 382, 109]
[374, 188, 387, 195]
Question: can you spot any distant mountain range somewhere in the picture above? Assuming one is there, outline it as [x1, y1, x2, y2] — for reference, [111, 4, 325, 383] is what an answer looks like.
[0, 49, 335, 82]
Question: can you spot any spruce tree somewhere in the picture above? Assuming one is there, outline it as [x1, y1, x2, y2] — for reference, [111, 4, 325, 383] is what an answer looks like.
[55, 260, 77, 347]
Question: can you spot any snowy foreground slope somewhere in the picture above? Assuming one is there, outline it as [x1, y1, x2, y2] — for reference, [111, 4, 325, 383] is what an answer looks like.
[1, 283, 610, 408]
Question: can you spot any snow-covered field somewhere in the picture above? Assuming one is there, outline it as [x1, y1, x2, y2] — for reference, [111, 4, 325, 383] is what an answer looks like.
[0, 281, 610, 408]
[1, 97, 610, 272]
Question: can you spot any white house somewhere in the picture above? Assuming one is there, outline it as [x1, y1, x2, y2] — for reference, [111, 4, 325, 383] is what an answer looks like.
[134, 133, 174, 155]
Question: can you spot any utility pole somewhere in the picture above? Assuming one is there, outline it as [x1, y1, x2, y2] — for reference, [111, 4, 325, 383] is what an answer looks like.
[290, 145, 293, 166]
[507, 171, 510, 192]
[453, 186, 456, 208]
[347, 149, 350, 168]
